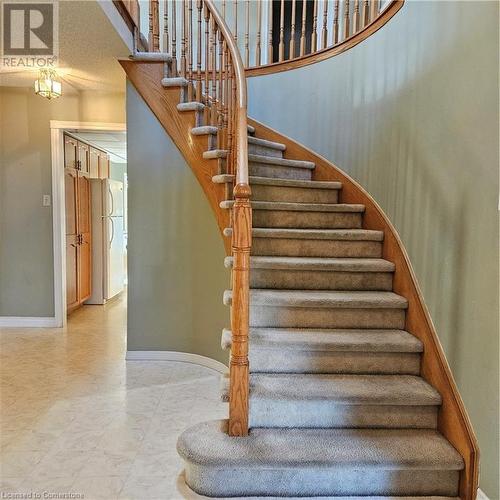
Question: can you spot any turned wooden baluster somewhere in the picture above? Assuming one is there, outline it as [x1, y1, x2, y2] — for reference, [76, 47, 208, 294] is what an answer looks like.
[244, 0, 250, 67]
[343, 0, 350, 40]
[299, 0, 307, 56]
[149, 0, 160, 51]
[353, 0, 360, 32]
[180, 0, 187, 77]
[217, 29, 224, 149]
[311, 0, 318, 52]
[188, 0, 194, 100]
[171, 0, 177, 75]
[278, 0, 285, 61]
[268, 0, 273, 62]
[370, 0, 379, 21]
[256, 0, 262, 66]
[362, 0, 369, 26]
[333, 0, 340, 43]
[163, 0, 169, 52]
[226, 54, 233, 172]
[289, 0, 297, 59]
[233, 0, 238, 45]
[321, 0, 329, 49]
[204, 5, 210, 121]
[210, 20, 218, 127]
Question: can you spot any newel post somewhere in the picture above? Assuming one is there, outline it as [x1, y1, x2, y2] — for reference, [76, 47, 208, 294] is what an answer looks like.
[229, 183, 252, 437]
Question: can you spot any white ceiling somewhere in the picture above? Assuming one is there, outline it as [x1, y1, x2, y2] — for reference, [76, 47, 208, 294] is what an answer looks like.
[70, 131, 127, 163]
[0, 1, 130, 93]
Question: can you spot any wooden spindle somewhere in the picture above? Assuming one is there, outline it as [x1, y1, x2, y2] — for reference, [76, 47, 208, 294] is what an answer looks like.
[333, 0, 340, 43]
[180, 0, 186, 77]
[204, 5, 210, 115]
[256, 0, 262, 66]
[370, 0, 379, 20]
[278, 0, 285, 61]
[210, 21, 217, 126]
[225, 51, 232, 162]
[196, 0, 202, 102]
[268, 0, 273, 63]
[163, 0, 169, 52]
[300, 0, 307, 56]
[343, 0, 350, 40]
[149, 0, 160, 51]
[289, 0, 296, 58]
[234, 0, 238, 44]
[188, 0, 193, 100]
[311, 0, 318, 52]
[362, 0, 369, 26]
[353, 0, 360, 32]
[321, 0, 328, 49]
[171, 0, 177, 75]
[245, 0, 250, 67]
[217, 29, 224, 149]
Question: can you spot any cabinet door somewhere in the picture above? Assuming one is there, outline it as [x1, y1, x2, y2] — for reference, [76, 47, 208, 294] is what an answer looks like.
[98, 152, 110, 179]
[64, 135, 78, 170]
[89, 147, 99, 178]
[65, 168, 79, 311]
[77, 173, 92, 302]
[78, 142, 90, 177]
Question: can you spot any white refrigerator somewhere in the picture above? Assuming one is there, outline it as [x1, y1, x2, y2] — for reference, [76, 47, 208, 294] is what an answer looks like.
[86, 179, 126, 304]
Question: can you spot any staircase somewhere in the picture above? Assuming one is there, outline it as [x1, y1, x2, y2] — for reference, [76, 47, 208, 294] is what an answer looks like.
[117, 0, 478, 497]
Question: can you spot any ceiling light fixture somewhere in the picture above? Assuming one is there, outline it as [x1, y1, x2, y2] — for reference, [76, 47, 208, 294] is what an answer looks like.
[34, 69, 62, 100]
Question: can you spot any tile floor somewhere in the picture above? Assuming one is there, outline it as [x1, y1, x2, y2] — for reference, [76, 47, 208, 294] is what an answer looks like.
[0, 294, 226, 499]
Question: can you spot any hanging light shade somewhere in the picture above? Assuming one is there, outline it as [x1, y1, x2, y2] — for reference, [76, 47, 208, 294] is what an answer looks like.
[34, 69, 62, 100]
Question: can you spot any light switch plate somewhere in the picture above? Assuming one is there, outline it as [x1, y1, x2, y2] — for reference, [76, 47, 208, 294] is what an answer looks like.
[43, 194, 51, 207]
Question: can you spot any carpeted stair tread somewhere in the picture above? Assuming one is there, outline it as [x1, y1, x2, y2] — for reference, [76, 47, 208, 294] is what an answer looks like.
[223, 227, 385, 241]
[221, 328, 423, 353]
[213, 174, 342, 190]
[161, 76, 189, 87]
[191, 125, 218, 136]
[177, 101, 205, 112]
[224, 289, 408, 309]
[250, 374, 441, 405]
[220, 200, 364, 213]
[131, 52, 172, 62]
[248, 136, 287, 151]
[224, 256, 395, 272]
[249, 154, 315, 169]
[177, 419, 464, 470]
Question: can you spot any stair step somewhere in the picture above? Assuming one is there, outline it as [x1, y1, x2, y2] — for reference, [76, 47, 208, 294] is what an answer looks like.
[249, 154, 315, 180]
[222, 328, 422, 352]
[203, 149, 228, 160]
[224, 227, 384, 258]
[191, 125, 217, 136]
[214, 174, 342, 203]
[130, 52, 172, 62]
[221, 200, 364, 229]
[178, 420, 463, 497]
[249, 373, 440, 429]
[222, 328, 423, 375]
[248, 136, 286, 157]
[224, 289, 407, 330]
[161, 76, 189, 87]
[225, 256, 394, 290]
[177, 101, 205, 112]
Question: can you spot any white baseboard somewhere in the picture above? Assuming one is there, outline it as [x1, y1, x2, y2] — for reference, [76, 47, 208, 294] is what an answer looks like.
[126, 350, 228, 373]
[0, 317, 59, 328]
[477, 488, 490, 500]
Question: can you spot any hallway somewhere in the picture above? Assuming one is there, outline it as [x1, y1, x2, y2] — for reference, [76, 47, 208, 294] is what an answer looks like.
[0, 295, 226, 499]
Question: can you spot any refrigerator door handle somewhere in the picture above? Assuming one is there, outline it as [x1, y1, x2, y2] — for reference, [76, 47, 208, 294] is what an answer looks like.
[108, 185, 114, 217]
[109, 217, 115, 249]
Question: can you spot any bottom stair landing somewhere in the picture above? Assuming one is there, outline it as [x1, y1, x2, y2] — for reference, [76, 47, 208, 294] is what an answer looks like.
[178, 420, 463, 498]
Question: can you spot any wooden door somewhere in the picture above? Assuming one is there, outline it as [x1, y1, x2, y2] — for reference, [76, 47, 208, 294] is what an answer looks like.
[78, 142, 90, 176]
[98, 151, 110, 179]
[89, 147, 99, 178]
[77, 173, 92, 303]
[64, 135, 78, 170]
[65, 167, 79, 311]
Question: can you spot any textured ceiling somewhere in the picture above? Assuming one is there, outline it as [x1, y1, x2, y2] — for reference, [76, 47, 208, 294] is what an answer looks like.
[0, 1, 130, 92]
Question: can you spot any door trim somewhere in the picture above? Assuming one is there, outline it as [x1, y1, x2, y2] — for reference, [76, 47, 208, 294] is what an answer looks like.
[50, 121, 126, 327]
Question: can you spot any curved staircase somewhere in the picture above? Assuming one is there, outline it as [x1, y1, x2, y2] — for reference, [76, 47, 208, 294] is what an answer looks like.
[118, 0, 479, 497]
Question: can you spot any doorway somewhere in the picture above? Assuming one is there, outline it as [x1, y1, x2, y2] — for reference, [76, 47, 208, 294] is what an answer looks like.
[50, 121, 127, 326]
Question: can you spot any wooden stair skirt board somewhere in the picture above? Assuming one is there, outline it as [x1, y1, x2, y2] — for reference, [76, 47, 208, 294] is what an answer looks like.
[120, 56, 479, 499]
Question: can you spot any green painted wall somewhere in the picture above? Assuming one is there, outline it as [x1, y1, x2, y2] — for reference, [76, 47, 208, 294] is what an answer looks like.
[247, 1, 499, 496]
[126, 83, 229, 365]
